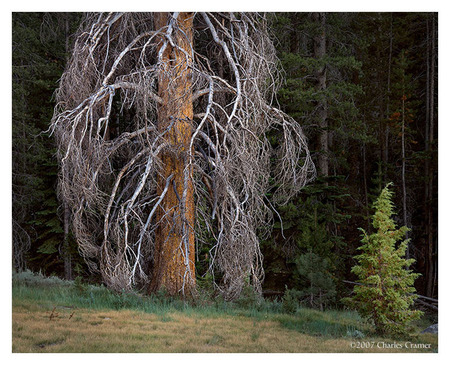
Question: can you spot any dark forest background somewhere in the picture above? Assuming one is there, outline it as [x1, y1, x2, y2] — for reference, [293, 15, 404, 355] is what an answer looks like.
[11, 12, 438, 306]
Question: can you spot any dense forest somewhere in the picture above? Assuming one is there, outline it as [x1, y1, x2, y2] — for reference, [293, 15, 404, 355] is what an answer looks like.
[12, 12, 438, 308]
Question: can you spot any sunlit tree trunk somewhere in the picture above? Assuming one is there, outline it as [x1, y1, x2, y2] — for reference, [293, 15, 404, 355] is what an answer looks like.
[51, 12, 314, 297]
[151, 12, 196, 296]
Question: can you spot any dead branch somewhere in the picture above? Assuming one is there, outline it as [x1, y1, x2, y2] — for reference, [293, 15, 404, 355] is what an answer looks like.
[50, 12, 315, 298]
[49, 306, 59, 321]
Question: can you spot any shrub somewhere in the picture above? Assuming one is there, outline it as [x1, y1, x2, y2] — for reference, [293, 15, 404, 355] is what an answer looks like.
[73, 276, 89, 296]
[12, 269, 71, 287]
[234, 282, 262, 310]
[281, 287, 301, 314]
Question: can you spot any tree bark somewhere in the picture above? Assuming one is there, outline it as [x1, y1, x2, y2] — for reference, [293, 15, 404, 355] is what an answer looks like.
[362, 118, 371, 230]
[401, 92, 409, 259]
[384, 14, 393, 178]
[313, 12, 328, 177]
[289, 13, 300, 54]
[151, 12, 196, 296]
[63, 203, 72, 280]
[63, 15, 73, 280]
[426, 13, 436, 298]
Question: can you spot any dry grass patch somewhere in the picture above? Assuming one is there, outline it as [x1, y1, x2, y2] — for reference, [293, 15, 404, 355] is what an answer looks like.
[12, 304, 437, 353]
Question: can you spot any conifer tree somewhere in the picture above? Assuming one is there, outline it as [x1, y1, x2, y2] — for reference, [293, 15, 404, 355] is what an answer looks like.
[343, 183, 422, 336]
[295, 251, 336, 310]
[12, 13, 81, 274]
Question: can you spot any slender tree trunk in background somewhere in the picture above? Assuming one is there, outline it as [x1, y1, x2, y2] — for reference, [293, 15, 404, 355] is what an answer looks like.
[401, 92, 409, 259]
[426, 14, 436, 298]
[424, 15, 430, 242]
[63, 15, 72, 280]
[376, 19, 385, 190]
[289, 13, 299, 53]
[151, 12, 196, 296]
[362, 118, 371, 229]
[313, 12, 328, 177]
[63, 203, 72, 279]
[384, 14, 393, 176]
[424, 15, 431, 291]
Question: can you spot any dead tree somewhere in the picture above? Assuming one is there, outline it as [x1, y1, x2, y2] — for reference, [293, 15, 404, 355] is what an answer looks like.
[50, 12, 315, 299]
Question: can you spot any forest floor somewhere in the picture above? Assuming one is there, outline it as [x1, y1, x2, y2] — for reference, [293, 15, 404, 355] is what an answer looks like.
[12, 271, 438, 353]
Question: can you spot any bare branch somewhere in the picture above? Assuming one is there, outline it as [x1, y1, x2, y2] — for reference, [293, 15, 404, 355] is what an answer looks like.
[51, 12, 315, 298]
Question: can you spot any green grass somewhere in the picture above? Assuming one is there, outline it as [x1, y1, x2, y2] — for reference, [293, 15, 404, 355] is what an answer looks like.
[12, 270, 438, 353]
[13, 270, 180, 314]
[277, 310, 359, 337]
[13, 270, 280, 320]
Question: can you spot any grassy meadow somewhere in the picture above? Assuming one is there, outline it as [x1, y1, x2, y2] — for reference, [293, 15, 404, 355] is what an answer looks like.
[12, 271, 438, 353]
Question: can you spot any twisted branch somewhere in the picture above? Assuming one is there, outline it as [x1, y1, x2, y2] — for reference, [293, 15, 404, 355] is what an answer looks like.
[50, 12, 315, 298]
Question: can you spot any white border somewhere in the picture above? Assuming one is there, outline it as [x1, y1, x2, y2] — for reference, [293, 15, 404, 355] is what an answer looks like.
[2, 2, 447, 364]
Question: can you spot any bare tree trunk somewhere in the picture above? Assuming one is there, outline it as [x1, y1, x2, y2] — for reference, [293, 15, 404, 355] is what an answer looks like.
[63, 15, 73, 280]
[401, 92, 409, 259]
[63, 203, 72, 280]
[313, 12, 328, 177]
[362, 118, 371, 230]
[289, 13, 300, 54]
[426, 14, 436, 298]
[375, 18, 385, 189]
[384, 14, 393, 176]
[151, 12, 196, 296]
[424, 15, 430, 251]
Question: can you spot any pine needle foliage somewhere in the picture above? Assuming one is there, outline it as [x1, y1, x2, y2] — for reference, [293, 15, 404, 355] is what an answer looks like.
[295, 252, 337, 310]
[343, 183, 422, 336]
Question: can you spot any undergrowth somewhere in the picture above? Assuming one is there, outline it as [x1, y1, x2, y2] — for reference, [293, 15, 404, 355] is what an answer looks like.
[12, 270, 432, 339]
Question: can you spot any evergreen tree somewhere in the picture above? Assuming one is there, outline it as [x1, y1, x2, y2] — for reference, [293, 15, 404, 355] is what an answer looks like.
[343, 183, 422, 336]
[263, 179, 348, 306]
[294, 251, 336, 310]
[12, 13, 82, 275]
[265, 12, 363, 302]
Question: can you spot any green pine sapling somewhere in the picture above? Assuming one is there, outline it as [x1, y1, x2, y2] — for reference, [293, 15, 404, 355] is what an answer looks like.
[343, 183, 422, 336]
